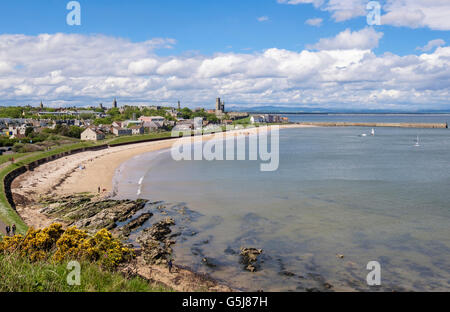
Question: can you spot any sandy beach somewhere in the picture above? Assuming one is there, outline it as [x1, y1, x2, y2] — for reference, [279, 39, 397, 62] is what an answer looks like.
[13, 124, 309, 214]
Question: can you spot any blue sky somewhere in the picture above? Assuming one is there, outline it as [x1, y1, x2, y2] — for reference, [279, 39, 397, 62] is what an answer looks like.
[0, 0, 449, 110]
[1, 0, 448, 56]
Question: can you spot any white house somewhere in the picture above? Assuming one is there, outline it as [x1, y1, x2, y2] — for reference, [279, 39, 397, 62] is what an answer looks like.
[130, 125, 144, 135]
[250, 115, 266, 124]
[81, 128, 105, 141]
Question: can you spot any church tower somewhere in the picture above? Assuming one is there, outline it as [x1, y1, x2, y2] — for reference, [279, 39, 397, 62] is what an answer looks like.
[113, 98, 118, 108]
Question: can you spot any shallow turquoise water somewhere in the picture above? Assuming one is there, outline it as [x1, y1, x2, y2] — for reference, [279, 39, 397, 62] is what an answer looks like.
[114, 126, 450, 291]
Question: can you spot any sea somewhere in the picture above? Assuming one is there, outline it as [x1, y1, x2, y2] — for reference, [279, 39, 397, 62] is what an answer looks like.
[113, 114, 450, 291]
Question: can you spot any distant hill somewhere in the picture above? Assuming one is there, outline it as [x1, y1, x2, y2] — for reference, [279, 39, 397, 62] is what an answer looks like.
[228, 106, 450, 114]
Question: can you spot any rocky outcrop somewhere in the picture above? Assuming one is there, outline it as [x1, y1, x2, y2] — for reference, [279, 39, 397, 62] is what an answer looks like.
[137, 217, 176, 265]
[240, 247, 263, 272]
[40, 194, 147, 232]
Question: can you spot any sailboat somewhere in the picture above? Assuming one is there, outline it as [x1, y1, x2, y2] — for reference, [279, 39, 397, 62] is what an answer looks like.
[414, 136, 420, 147]
[371, 128, 375, 136]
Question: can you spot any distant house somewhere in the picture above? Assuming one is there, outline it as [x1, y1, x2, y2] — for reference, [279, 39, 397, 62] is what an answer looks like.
[112, 121, 124, 128]
[130, 125, 144, 135]
[81, 128, 105, 141]
[250, 115, 266, 124]
[112, 127, 132, 136]
[124, 120, 143, 128]
[175, 119, 194, 130]
[139, 116, 165, 123]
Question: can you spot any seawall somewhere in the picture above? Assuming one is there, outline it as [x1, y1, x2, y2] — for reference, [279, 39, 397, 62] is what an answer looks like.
[297, 122, 448, 128]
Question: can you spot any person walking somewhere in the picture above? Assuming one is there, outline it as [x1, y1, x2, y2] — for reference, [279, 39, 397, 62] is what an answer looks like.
[11, 224, 16, 236]
[5, 225, 10, 236]
[168, 258, 173, 273]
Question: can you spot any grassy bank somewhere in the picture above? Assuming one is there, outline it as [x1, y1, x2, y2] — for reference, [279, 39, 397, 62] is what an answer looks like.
[108, 132, 172, 146]
[0, 141, 99, 234]
[0, 252, 170, 292]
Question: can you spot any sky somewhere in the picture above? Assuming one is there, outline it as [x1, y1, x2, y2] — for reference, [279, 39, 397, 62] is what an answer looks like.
[0, 0, 449, 111]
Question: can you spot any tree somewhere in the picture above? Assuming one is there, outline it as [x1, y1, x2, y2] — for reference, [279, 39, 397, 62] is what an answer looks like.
[25, 127, 34, 137]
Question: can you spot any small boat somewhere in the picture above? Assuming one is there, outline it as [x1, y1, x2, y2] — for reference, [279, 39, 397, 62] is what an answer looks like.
[360, 133, 367, 137]
[371, 128, 375, 136]
[414, 136, 420, 147]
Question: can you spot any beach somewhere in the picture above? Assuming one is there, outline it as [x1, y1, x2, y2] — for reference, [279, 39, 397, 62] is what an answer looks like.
[10, 124, 310, 291]
[13, 124, 307, 212]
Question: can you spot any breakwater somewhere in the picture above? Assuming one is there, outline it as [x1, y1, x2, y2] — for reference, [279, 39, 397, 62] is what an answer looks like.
[297, 122, 448, 128]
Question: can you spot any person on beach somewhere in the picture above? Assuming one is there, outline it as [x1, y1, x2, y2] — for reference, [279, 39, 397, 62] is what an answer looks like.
[11, 224, 16, 236]
[98, 186, 101, 194]
[5, 225, 10, 236]
[168, 259, 173, 273]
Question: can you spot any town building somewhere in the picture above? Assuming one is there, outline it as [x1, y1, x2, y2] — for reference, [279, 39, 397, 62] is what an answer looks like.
[112, 127, 132, 136]
[130, 125, 144, 135]
[139, 116, 165, 123]
[215, 98, 225, 115]
[81, 128, 105, 141]
[250, 115, 266, 124]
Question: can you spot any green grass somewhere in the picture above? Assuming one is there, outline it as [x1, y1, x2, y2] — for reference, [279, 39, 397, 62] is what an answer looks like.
[0, 252, 171, 292]
[0, 153, 31, 166]
[107, 132, 172, 146]
[0, 141, 100, 234]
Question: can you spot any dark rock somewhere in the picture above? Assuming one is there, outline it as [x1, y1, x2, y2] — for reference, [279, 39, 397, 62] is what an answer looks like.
[137, 217, 176, 265]
[121, 212, 153, 237]
[240, 247, 263, 272]
[279, 271, 296, 277]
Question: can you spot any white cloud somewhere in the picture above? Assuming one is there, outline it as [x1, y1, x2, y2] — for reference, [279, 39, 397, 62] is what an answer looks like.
[381, 0, 450, 30]
[0, 33, 449, 110]
[307, 27, 383, 50]
[277, 0, 324, 7]
[257, 16, 269, 22]
[278, 0, 450, 30]
[305, 18, 323, 27]
[416, 39, 446, 52]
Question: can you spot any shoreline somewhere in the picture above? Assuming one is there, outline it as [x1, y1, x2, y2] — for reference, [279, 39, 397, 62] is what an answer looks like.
[10, 124, 311, 291]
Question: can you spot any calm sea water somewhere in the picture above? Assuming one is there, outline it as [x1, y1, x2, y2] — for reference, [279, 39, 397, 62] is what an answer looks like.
[114, 122, 450, 291]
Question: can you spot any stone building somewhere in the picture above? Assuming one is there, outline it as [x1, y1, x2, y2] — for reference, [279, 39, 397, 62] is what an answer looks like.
[81, 128, 105, 141]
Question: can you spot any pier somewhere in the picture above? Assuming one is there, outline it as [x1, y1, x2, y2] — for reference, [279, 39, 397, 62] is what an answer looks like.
[296, 122, 448, 129]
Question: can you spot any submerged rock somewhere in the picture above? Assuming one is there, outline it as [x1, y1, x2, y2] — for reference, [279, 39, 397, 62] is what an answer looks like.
[121, 212, 153, 237]
[240, 247, 263, 272]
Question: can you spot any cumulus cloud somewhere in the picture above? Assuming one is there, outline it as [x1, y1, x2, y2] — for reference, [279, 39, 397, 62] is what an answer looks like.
[416, 39, 446, 52]
[0, 33, 449, 110]
[278, 0, 450, 30]
[305, 18, 323, 27]
[307, 27, 383, 50]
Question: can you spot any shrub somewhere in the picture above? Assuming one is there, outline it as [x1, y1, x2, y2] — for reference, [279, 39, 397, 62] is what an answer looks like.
[0, 224, 133, 269]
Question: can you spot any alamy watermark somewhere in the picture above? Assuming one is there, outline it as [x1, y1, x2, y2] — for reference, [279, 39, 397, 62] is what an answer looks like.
[366, 261, 381, 286]
[67, 260, 81, 286]
[367, 1, 381, 26]
[170, 120, 280, 172]
[66, 1, 81, 26]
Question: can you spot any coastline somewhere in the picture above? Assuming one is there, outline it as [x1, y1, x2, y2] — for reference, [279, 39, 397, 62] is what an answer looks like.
[10, 124, 311, 292]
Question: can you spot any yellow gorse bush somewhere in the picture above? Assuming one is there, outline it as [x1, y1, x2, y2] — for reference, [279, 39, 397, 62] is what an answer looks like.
[0, 224, 134, 269]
